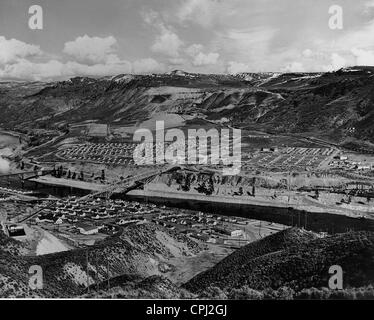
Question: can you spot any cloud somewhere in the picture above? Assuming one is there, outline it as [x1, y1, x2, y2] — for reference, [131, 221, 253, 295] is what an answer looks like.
[192, 52, 219, 66]
[281, 62, 305, 73]
[143, 8, 185, 59]
[62, 35, 133, 77]
[302, 49, 313, 58]
[0, 36, 42, 65]
[226, 61, 251, 74]
[176, 0, 224, 28]
[133, 58, 164, 74]
[0, 58, 133, 81]
[0, 36, 65, 80]
[351, 48, 374, 65]
[215, 27, 280, 71]
[185, 43, 219, 66]
[168, 0, 374, 71]
[186, 44, 204, 57]
[141, 9, 160, 25]
[66, 60, 132, 77]
[0, 59, 64, 81]
[329, 53, 347, 70]
[151, 25, 184, 58]
[63, 35, 119, 65]
[0, 34, 141, 80]
[168, 57, 186, 66]
[364, 1, 374, 17]
[280, 51, 348, 73]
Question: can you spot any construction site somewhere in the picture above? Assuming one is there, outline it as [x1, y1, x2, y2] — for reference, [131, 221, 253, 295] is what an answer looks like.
[0, 115, 373, 299]
[1, 128, 374, 257]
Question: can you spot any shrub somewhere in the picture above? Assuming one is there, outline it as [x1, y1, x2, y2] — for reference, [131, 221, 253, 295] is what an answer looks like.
[200, 286, 228, 299]
[228, 286, 264, 300]
[263, 287, 295, 300]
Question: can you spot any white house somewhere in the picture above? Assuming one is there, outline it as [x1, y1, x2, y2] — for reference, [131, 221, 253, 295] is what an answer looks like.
[230, 230, 244, 237]
[55, 218, 63, 225]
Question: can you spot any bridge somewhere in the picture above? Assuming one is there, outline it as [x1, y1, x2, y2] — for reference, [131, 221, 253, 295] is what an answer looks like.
[76, 165, 179, 201]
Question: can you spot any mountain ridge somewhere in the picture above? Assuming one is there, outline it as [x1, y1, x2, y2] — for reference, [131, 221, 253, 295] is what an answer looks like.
[1, 66, 374, 149]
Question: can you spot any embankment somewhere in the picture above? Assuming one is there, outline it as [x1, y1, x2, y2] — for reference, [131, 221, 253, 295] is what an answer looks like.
[125, 190, 374, 234]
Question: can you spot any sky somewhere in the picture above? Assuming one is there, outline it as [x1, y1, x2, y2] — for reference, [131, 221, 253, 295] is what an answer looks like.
[1, 0, 374, 80]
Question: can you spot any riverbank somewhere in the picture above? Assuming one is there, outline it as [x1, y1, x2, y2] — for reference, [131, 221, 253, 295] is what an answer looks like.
[125, 189, 374, 234]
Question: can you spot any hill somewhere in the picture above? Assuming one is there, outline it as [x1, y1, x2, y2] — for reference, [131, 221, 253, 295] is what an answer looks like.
[0, 223, 204, 298]
[184, 228, 374, 294]
[82, 275, 194, 299]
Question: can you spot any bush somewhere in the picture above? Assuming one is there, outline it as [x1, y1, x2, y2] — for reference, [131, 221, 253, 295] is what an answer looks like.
[228, 286, 264, 300]
[263, 287, 295, 300]
[295, 286, 374, 300]
[200, 286, 228, 299]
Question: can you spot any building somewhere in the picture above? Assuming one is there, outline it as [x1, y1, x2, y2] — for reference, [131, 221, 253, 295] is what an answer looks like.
[230, 230, 244, 237]
[334, 155, 348, 161]
[356, 165, 371, 170]
[76, 223, 100, 235]
[207, 238, 217, 244]
[6, 224, 26, 238]
[87, 124, 109, 137]
[55, 218, 63, 225]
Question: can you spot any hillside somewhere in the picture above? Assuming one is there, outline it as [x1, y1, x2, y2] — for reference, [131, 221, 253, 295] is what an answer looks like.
[0, 223, 204, 298]
[82, 275, 194, 299]
[184, 228, 374, 293]
[1, 67, 374, 148]
[2, 226, 374, 299]
[0, 228, 28, 256]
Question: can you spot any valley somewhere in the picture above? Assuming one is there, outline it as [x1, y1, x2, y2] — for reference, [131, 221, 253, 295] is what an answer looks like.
[1, 67, 374, 299]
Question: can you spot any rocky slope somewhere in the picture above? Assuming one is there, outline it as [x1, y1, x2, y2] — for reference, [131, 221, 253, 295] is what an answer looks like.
[0, 223, 204, 298]
[2, 226, 374, 299]
[184, 228, 374, 294]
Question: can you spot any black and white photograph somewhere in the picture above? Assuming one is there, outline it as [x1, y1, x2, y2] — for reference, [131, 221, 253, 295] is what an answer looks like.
[0, 0, 374, 308]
